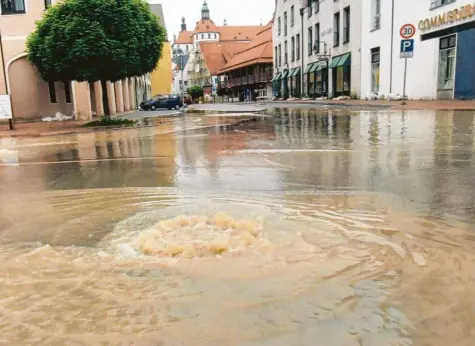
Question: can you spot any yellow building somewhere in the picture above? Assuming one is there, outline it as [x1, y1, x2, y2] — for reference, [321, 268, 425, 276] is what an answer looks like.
[150, 4, 172, 96]
[150, 41, 172, 96]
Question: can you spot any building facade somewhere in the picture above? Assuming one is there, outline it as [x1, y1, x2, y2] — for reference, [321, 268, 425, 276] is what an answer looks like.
[219, 24, 274, 100]
[273, 0, 362, 99]
[150, 4, 172, 97]
[361, 0, 475, 100]
[0, 0, 151, 122]
[172, 1, 263, 95]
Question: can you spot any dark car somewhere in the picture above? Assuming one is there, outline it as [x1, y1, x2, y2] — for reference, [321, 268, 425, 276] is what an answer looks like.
[139, 95, 183, 111]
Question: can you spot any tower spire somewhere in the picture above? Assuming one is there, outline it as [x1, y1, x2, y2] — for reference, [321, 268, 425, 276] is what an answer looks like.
[201, 0, 210, 20]
[224, 17, 227, 26]
[181, 16, 187, 31]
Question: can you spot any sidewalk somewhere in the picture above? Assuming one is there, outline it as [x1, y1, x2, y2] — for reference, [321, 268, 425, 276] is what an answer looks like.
[0, 120, 89, 138]
[269, 99, 475, 110]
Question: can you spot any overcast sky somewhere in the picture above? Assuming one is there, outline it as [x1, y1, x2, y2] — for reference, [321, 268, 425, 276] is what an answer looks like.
[149, 0, 275, 41]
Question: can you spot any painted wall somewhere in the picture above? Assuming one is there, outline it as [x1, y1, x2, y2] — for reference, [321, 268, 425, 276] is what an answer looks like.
[360, 0, 475, 99]
[151, 42, 173, 96]
[454, 28, 475, 99]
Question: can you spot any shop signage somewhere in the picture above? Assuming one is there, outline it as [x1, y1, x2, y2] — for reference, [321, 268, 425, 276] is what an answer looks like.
[0, 95, 13, 120]
[419, 3, 475, 32]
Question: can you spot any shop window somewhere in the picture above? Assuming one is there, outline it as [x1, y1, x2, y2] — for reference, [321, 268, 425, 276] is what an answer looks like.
[438, 34, 456, 90]
[371, 47, 380, 93]
[48, 81, 57, 104]
[1, 0, 25, 14]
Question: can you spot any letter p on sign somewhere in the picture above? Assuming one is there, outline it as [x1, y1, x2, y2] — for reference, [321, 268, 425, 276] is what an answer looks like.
[400, 39, 414, 58]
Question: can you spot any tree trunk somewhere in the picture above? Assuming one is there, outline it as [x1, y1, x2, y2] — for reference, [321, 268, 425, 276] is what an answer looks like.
[101, 80, 110, 119]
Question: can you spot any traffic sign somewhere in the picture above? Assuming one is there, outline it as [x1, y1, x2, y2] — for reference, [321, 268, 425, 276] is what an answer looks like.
[400, 39, 414, 58]
[400, 24, 416, 39]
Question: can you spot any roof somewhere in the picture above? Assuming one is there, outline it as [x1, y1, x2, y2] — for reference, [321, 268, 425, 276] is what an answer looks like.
[175, 31, 194, 44]
[219, 26, 262, 42]
[149, 4, 166, 30]
[219, 24, 273, 73]
[194, 19, 219, 32]
[199, 42, 248, 75]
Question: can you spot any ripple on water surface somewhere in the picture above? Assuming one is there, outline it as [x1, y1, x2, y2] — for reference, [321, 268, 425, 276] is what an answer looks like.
[1, 189, 475, 345]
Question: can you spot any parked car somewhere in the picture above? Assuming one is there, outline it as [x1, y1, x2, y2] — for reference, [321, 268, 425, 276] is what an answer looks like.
[139, 95, 183, 111]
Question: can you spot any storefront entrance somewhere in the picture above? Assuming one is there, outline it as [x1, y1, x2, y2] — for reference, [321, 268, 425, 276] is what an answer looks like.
[329, 53, 351, 97]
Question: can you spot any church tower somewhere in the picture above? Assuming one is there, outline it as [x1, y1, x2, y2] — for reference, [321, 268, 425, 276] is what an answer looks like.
[181, 17, 187, 31]
[201, 1, 210, 20]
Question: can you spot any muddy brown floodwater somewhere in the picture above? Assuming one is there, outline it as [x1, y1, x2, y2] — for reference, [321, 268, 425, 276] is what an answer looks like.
[0, 109, 475, 346]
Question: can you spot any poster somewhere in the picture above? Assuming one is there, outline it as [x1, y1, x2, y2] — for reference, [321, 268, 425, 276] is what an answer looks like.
[0, 95, 13, 120]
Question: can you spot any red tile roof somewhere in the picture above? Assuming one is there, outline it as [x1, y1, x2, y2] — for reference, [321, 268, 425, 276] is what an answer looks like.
[175, 30, 194, 44]
[219, 24, 273, 73]
[199, 42, 248, 75]
[194, 19, 219, 32]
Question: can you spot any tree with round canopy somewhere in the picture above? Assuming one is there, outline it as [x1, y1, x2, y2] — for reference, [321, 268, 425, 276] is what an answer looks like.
[27, 0, 166, 117]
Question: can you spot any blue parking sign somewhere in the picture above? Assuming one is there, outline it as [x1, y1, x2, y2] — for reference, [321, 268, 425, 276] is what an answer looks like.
[400, 39, 414, 58]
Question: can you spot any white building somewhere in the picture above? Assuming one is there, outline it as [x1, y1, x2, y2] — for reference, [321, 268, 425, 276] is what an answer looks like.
[273, 0, 362, 99]
[361, 0, 475, 100]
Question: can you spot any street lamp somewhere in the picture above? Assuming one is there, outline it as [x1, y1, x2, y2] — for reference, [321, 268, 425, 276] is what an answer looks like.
[175, 48, 186, 111]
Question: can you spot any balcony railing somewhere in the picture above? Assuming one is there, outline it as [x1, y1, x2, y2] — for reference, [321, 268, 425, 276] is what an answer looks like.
[224, 72, 273, 87]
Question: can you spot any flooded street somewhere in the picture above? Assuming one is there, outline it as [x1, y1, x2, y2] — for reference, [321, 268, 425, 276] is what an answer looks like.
[1, 109, 475, 345]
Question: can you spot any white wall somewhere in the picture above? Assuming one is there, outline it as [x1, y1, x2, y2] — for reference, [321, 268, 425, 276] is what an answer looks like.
[359, 0, 467, 99]
[304, 0, 363, 97]
[194, 32, 220, 43]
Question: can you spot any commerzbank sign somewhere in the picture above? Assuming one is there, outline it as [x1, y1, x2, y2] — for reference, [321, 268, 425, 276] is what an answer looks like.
[419, 3, 475, 32]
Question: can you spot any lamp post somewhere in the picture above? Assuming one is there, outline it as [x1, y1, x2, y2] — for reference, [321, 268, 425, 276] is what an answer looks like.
[175, 48, 186, 111]
[0, 29, 14, 130]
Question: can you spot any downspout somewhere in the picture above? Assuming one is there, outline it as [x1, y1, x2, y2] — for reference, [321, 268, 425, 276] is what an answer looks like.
[389, 0, 395, 93]
[300, 7, 305, 95]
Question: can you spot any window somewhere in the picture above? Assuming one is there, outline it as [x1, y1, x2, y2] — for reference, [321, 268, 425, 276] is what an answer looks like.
[334, 12, 340, 47]
[315, 0, 319, 13]
[438, 34, 457, 90]
[208, 33, 211, 39]
[343, 7, 350, 43]
[291, 37, 295, 62]
[1, 0, 25, 14]
[64, 81, 72, 103]
[284, 40, 288, 64]
[371, 0, 381, 31]
[201, 34, 204, 39]
[48, 81, 57, 104]
[275, 46, 278, 67]
[284, 12, 287, 36]
[278, 17, 281, 35]
[308, 27, 313, 56]
[291, 6, 295, 26]
[214, 33, 217, 39]
[430, 0, 456, 10]
[45, 0, 51, 9]
[278, 44, 282, 66]
[315, 23, 320, 54]
[371, 47, 380, 93]
[308, 0, 312, 17]
[296, 34, 300, 60]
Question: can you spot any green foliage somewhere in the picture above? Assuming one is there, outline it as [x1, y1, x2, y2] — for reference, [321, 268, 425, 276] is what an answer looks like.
[27, 0, 166, 83]
[187, 86, 204, 100]
[82, 117, 137, 127]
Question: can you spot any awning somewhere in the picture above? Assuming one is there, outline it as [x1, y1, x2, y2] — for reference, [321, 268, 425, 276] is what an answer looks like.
[309, 62, 319, 73]
[336, 53, 351, 66]
[281, 70, 290, 79]
[290, 67, 301, 77]
[329, 56, 341, 68]
[304, 62, 316, 74]
[272, 72, 282, 81]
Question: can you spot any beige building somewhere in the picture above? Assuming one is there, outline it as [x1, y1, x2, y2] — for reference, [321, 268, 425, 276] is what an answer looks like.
[0, 0, 151, 122]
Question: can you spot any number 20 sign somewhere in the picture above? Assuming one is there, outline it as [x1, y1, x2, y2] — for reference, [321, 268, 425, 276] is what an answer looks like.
[400, 24, 416, 39]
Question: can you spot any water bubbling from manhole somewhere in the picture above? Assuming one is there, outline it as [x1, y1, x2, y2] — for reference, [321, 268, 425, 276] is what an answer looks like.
[134, 213, 273, 258]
